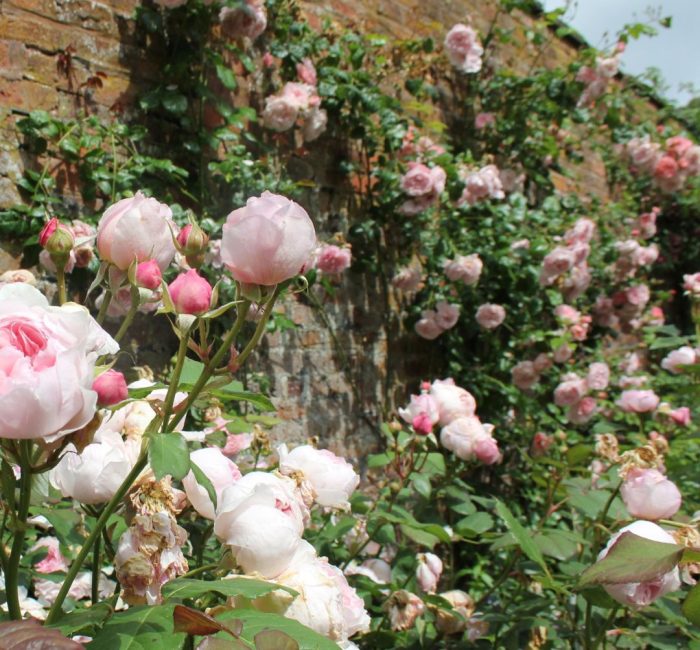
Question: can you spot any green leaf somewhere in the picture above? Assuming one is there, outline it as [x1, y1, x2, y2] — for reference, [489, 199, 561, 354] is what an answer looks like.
[87, 604, 186, 649]
[455, 512, 494, 537]
[367, 453, 391, 468]
[149, 432, 190, 481]
[162, 577, 296, 602]
[578, 532, 683, 588]
[190, 461, 217, 511]
[215, 608, 338, 650]
[411, 474, 431, 499]
[495, 500, 550, 577]
[47, 604, 112, 636]
[682, 582, 700, 626]
[162, 92, 188, 115]
[216, 64, 237, 91]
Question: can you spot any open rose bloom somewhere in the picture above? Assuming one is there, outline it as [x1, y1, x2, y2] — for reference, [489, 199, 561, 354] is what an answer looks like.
[0, 284, 117, 440]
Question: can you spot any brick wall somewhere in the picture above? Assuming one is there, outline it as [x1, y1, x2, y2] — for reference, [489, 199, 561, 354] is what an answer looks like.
[0, 0, 648, 460]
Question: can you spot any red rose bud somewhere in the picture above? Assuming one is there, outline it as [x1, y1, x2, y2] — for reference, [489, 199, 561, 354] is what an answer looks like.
[93, 369, 128, 406]
[135, 259, 162, 290]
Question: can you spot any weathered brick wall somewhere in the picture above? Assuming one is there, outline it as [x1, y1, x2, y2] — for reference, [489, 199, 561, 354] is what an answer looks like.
[0, 0, 645, 460]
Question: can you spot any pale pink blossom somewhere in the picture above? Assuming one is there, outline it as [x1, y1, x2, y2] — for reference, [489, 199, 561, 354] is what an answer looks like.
[386, 590, 425, 631]
[511, 361, 539, 390]
[296, 58, 317, 86]
[399, 393, 440, 434]
[221, 192, 316, 286]
[620, 468, 681, 520]
[475, 303, 505, 330]
[415, 311, 443, 340]
[262, 95, 298, 132]
[400, 163, 445, 197]
[430, 378, 477, 425]
[302, 106, 328, 142]
[392, 265, 423, 291]
[567, 396, 597, 424]
[435, 590, 475, 635]
[565, 218, 596, 245]
[554, 375, 588, 407]
[683, 273, 700, 296]
[97, 192, 176, 272]
[182, 448, 242, 520]
[533, 353, 553, 373]
[459, 165, 504, 205]
[617, 390, 659, 413]
[598, 521, 681, 607]
[219, 0, 267, 40]
[31, 537, 69, 574]
[435, 301, 460, 330]
[416, 553, 443, 593]
[444, 23, 483, 73]
[587, 362, 610, 391]
[315, 245, 352, 274]
[168, 270, 213, 315]
[440, 416, 500, 463]
[661, 346, 696, 374]
[443, 254, 482, 285]
[553, 343, 573, 364]
[278, 444, 359, 509]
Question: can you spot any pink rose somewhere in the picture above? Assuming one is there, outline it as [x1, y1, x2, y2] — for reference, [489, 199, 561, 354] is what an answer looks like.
[586, 362, 610, 391]
[262, 95, 298, 132]
[168, 270, 213, 315]
[474, 112, 495, 129]
[620, 468, 681, 521]
[554, 304, 581, 324]
[296, 58, 317, 86]
[399, 393, 440, 431]
[511, 361, 539, 390]
[598, 521, 681, 607]
[533, 353, 553, 373]
[475, 303, 505, 330]
[567, 396, 597, 424]
[440, 416, 499, 463]
[0, 284, 117, 440]
[182, 448, 242, 520]
[444, 23, 483, 73]
[219, 0, 267, 40]
[444, 254, 482, 285]
[430, 378, 476, 425]
[474, 436, 501, 464]
[221, 192, 317, 286]
[669, 407, 691, 426]
[653, 155, 679, 180]
[278, 444, 359, 509]
[315, 244, 352, 274]
[415, 311, 443, 340]
[93, 370, 128, 407]
[661, 346, 696, 374]
[400, 163, 442, 197]
[31, 537, 69, 574]
[416, 552, 443, 593]
[666, 136, 693, 160]
[554, 375, 587, 407]
[531, 432, 554, 457]
[564, 218, 596, 244]
[459, 165, 504, 205]
[553, 344, 573, 364]
[282, 82, 320, 111]
[617, 390, 660, 413]
[302, 106, 328, 142]
[625, 284, 650, 308]
[434, 301, 460, 330]
[392, 265, 423, 291]
[683, 273, 700, 296]
[97, 192, 176, 271]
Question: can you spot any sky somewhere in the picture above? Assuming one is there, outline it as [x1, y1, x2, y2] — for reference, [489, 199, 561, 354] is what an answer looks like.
[541, 0, 700, 106]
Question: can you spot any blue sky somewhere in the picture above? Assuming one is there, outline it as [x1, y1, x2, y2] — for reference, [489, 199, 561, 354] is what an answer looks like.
[541, 0, 700, 105]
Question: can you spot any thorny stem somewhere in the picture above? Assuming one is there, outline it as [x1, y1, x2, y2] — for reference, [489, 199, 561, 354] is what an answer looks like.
[113, 284, 141, 343]
[56, 267, 68, 305]
[96, 288, 113, 326]
[162, 331, 190, 430]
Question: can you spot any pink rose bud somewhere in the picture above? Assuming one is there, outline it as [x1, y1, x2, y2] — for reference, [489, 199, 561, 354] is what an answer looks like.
[586, 362, 610, 390]
[168, 269, 213, 315]
[262, 51, 276, 68]
[221, 192, 317, 286]
[511, 361, 539, 391]
[412, 412, 434, 435]
[474, 436, 501, 464]
[531, 432, 554, 457]
[92, 370, 128, 407]
[620, 468, 682, 520]
[135, 260, 163, 290]
[669, 406, 691, 426]
[416, 552, 443, 593]
[177, 222, 210, 268]
[39, 218, 59, 247]
[296, 58, 318, 86]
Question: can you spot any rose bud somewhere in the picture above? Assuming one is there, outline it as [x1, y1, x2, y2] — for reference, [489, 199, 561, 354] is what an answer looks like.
[176, 222, 210, 269]
[135, 259, 163, 290]
[40, 218, 75, 271]
[168, 269, 213, 315]
[93, 370, 128, 407]
[620, 468, 682, 520]
[416, 552, 443, 593]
